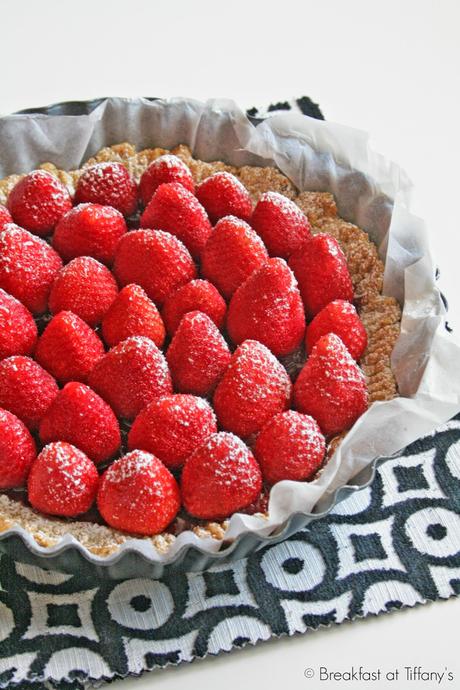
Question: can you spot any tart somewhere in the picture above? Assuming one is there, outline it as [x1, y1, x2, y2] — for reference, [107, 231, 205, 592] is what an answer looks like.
[0, 143, 401, 556]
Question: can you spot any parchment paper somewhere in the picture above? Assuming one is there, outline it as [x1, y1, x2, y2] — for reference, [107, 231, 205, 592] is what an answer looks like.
[1, 97, 459, 560]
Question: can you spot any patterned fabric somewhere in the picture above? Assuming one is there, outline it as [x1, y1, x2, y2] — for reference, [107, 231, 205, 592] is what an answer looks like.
[0, 415, 459, 689]
[246, 96, 324, 120]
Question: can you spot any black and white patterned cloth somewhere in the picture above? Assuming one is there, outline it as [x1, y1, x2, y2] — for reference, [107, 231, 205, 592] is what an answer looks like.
[0, 415, 459, 689]
[246, 96, 324, 121]
[1, 99, 459, 689]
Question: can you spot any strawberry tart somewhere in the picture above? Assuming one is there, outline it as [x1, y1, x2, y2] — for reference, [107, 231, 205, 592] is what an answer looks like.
[0, 142, 401, 556]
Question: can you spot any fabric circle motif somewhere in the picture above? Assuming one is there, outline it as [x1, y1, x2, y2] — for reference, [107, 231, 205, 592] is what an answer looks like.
[260, 539, 326, 591]
[405, 508, 460, 557]
[107, 579, 174, 630]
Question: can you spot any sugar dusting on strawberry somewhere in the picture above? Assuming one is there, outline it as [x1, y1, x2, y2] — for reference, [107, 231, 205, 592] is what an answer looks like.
[289, 233, 354, 318]
[114, 229, 197, 305]
[49, 256, 119, 327]
[196, 172, 253, 223]
[35, 311, 105, 384]
[227, 257, 306, 356]
[0, 288, 37, 360]
[97, 450, 181, 534]
[39, 382, 121, 465]
[7, 170, 72, 237]
[53, 203, 127, 265]
[89, 336, 172, 420]
[181, 432, 262, 520]
[306, 299, 367, 360]
[75, 162, 138, 217]
[166, 311, 231, 396]
[128, 394, 217, 469]
[294, 333, 368, 436]
[101, 283, 166, 348]
[28, 442, 99, 517]
[251, 191, 311, 258]
[0, 356, 59, 431]
[161, 279, 226, 336]
[201, 216, 268, 298]
[0, 225, 63, 314]
[140, 182, 212, 260]
[0, 206, 12, 232]
[213, 339, 292, 437]
[0, 408, 37, 489]
[254, 410, 325, 484]
[139, 155, 195, 205]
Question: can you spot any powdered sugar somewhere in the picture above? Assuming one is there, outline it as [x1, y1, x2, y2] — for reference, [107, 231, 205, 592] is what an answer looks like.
[259, 190, 301, 213]
[75, 162, 137, 216]
[213, 340, 292, 437]
[152, 155, 190, 171]
[0, 225, 62, 313]
[181, 432, 262, 518]
[89, 336, 173, 419]
[203, 171, 249, 194]
[113, 228, 197, 305]
[28, 441, 98, 516]
[105, 450, 157, 484]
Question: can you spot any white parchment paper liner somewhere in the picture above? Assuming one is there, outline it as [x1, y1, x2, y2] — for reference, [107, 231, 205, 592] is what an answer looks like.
[1, 97, 459, 562]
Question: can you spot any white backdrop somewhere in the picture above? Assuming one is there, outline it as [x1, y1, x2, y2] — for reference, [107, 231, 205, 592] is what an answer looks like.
[1, 1, 459, 688]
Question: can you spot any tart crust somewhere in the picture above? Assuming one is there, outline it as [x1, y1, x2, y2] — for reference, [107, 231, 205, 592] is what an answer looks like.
[0, 144, 401, 555]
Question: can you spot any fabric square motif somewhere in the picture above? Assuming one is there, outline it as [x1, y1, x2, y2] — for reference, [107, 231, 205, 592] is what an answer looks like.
[350, 532, 387, 562]
[46, 603, 81, 629]
[203, 569, 240, 598]
[393, 464, 430, 493]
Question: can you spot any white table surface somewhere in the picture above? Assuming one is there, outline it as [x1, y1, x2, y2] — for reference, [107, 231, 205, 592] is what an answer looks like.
[1, 1, 460, 688]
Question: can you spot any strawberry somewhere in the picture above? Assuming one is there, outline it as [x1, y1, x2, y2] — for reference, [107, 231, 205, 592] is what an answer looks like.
[113, 229, 196, 306]
[35, 311, 104, 384]
[53, 203, 127, 265]
[0, 205, 12, 231]
[89, 336, 172, 420]
[39, 382, 121, 465]
[7, 170, 72, 237]
[28, 442, 99, 517]
[75, 162, 138, 216]
[128, 394, 217, 469]
[196, 172, 253, 224]
[0, 288, 38, 360]
[227, 257, 306, 356]
[49, 256, 118, 327]
[181, 432, 262, 520]
[161, 279, 226, 336]
[294, 333, 368, 436]
[166, 311, 231, 396]
[306, 300, 367, 360]
[201, 216, 268, 298]
[140, 182, 212, 259]
[254, 411, 325, 484]
[97, 450, 181, 534]
[288, 234, 353, 318]
[101, 284, 165, 348]
[213, 340, 292, 437]
[139, 154, 195, 206]
[0, 408, 37, 488]
[251, 191, 311, 258]
[0, 356, 58, 430]
[0, 225, 63, 314]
